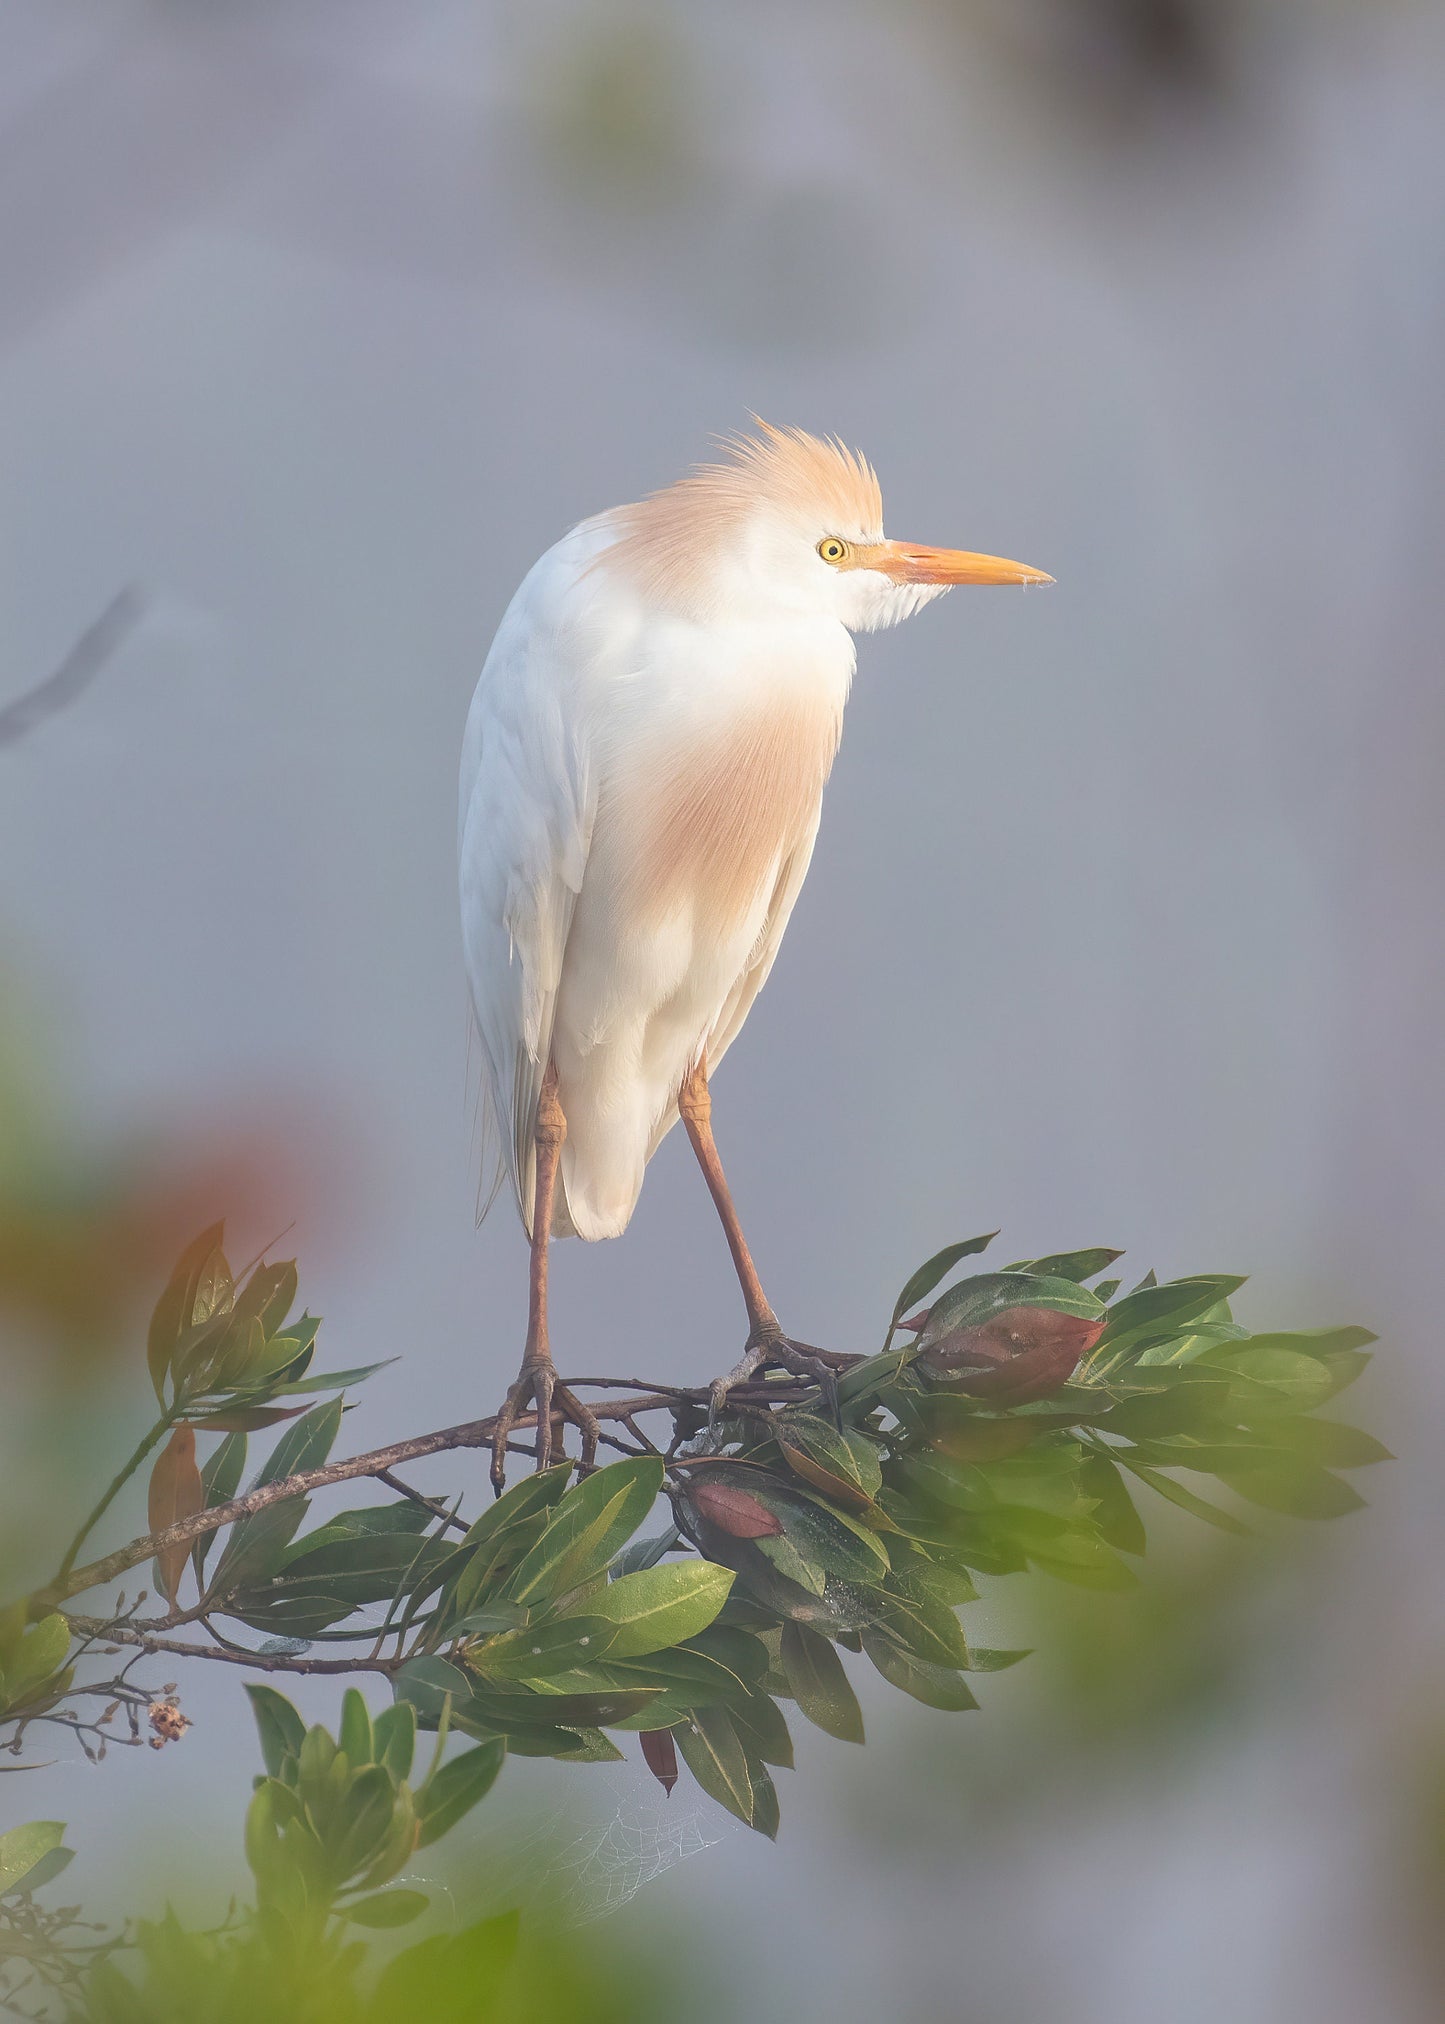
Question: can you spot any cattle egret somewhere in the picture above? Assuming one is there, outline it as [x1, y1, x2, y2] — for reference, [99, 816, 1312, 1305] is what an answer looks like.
[459, 422, 1051, 1488]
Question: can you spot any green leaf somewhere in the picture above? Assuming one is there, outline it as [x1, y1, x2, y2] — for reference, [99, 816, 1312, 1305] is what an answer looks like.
[861, 1634, 979, 1711]
[746, 1761, 781, 1842]
[276, 1533, 453, 1601]
[267, 1360, 398, 1397]
[1263, 1417, 1392, 1469]
[245, 1685, 307, 1777]
[9, 1846, 74, 1895]
[504, 1459, 663, 1606]
[756, 1532, 827, 1596]
[193, 1432, 248, 1583]
[1193, 1344, 1338, 1413]
[371, 1701, 416, 1781]
[415, 1739, 506, 1847]
[210, 1398, 344, 1592]
[602, 1642, 766, 1724]
[1079, 1452, 1147, 1555]
[1, 1616, 70, 1708]
[341, 1888, 429, 1928]
[884, 1232, 998, 1348]
[457, 1687, 659, 1734]
[836, 1349, 913, 1409]
[434, 1472, 574, 1628]
[728, 1689, 794, 1769]
[0, 1822, 65, 1896]
[394, 1657, 472, 1728]
[780, 1622, 865, 1743]
[776, 1418, 883, 1505]
[674, 1706, 758, 1828]
[282, 1503, 434, 1560]
[765, 1489, 890, 1585]
[1082, 1276, 1248, 1373]
[254, 1395, 346, 1488]
[871, 1588, 971, 1668]
[374, 1912, 519, 2014]
[147, 1223, 227, 1403]
[610, 1526, 682, 1577]
[232, 1259, 298, 1338]
[1025, 1527, 1137, 1590]
[466, 1617, 622, 1679]
[1114, 1455, 1251, 1536]
[1006, 1248, 1123, 1284]
[338, 1687, 374, 1766]
[965, 1647, 1031, 1672]
[1217, 1458, 1366, 1520]
[581, 1562, 735, 1657]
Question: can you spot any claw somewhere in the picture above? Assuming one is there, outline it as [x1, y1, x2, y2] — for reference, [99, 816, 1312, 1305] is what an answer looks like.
[707, 1327, 843, 1432]
[490, 1357, 602, 1495]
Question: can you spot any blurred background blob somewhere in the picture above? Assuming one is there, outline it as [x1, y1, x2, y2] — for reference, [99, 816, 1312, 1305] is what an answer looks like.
[2, 1, 1442, 2019]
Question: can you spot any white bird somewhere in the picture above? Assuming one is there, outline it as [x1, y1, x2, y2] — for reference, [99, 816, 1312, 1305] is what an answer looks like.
[459, 422, 1051, 1487]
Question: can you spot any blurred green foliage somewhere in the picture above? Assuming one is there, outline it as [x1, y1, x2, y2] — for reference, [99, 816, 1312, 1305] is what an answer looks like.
[0, 1210, 1384, 2015]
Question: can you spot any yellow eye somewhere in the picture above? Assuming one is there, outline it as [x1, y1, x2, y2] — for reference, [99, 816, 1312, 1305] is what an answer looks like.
[817, 537, 849, 565]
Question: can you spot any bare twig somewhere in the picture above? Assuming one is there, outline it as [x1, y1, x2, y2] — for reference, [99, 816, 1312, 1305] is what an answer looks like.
[63, 1618, 399, 1678]
[374, 1470, 470, 1534]
[0, 588, 145, 748]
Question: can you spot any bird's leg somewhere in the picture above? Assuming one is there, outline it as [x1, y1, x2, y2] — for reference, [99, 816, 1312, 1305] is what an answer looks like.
[490, 1065, 601, 1494]
[676, 1058, 840, 1426]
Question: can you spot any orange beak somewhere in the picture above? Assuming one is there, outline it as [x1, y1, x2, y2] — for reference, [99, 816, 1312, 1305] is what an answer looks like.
[871, 541, 1053, 587]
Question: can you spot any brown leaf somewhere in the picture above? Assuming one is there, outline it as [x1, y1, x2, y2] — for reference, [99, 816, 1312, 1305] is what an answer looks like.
[919, 1307, 1106, 1405]
[148, 1425, 204, 1604]
[776, 1441, 876, 1512]
[691, 1479, 783, 1539]
[640, 1728, 678, 1796]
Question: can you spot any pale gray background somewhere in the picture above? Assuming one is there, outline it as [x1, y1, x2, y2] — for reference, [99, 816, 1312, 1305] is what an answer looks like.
[2, 2, 1443, 2018]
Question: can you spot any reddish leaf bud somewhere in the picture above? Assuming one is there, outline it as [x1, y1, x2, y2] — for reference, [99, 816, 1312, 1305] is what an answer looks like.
[640, 1728, 679, 1797]
[918, 1305, 1106, 1405]
[690, 1478, 784, 1538]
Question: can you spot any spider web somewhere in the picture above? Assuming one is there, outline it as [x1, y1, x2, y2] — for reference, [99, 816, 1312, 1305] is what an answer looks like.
[440, 1761, 731, 1926]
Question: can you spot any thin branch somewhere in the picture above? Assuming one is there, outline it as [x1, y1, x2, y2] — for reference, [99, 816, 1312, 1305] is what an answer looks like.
[36, 1366, 836, 1610]
[0, 588, 145, 749]
[63, 1618, 399, 1677]
[374, 1470, 470, 1534]
[56, 1408, 175, 1581]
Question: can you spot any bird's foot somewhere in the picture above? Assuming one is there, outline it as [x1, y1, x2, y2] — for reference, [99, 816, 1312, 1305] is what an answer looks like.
[490, 1351, 601, 1495]
[708, 1323, 843, 1432]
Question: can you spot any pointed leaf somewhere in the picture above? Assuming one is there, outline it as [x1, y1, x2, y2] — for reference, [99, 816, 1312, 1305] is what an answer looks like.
[0, 1822, 65, 1896]
[245, 1685, 307, 1777]
[147, 1223, 226, 1403]
[148, 1425, 204, 1604]
[466, 1617, 621, 1679]
[674, 1706, 756, 1828]
[580, 1563, 735, 1657]
[415, 1739, 505, 1847]
[372, 1701, 416, 1781]
[640, 1728, 678, 1795]
[861, 1633, 979, 1711]
[884, 1232, 998, 1348]
[780, 1622, 864, 1743]
[504, 1459, 663, 1605]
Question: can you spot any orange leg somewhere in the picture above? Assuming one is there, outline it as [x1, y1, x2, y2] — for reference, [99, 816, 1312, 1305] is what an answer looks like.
[677, 1057, 841, 1423]
[490, 1064, 601, 1493]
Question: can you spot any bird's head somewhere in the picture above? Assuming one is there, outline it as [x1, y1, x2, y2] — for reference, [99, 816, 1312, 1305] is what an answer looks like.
[603, 419, 1051, 631]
